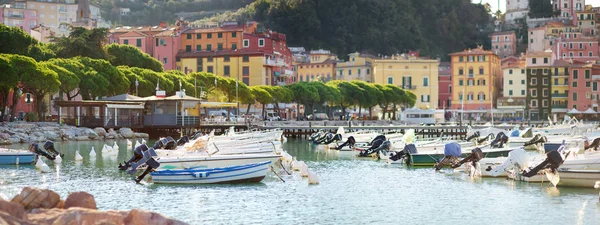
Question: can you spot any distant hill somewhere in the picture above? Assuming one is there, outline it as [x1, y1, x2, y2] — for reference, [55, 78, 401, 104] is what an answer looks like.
[195, 0, 495, 60]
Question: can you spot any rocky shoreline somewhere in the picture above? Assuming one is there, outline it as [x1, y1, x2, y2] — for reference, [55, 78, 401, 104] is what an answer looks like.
[0, 187, 187, 225]
[0, 122, 149, 145]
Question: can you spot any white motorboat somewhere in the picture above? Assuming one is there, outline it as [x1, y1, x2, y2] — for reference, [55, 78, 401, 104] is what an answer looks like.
[156, 153, 282, 170]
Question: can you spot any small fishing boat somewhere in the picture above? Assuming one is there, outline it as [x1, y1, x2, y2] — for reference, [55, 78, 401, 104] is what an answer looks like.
[0, 148, 36, 165]
[156, 154, 282, 170]
[150, 161, 271, 184]
[408, 146, 513, 167]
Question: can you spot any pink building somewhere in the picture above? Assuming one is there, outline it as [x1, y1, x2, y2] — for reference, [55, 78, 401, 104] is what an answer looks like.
[575, 11, 596, 36]
[552, 32, 599, 61]
[568, 60, 594, 111]
[554, 0, 585, 20]
[490, 31, 517, 59]
[153, 29, 181, 71]
[438, 62, 452, 109]
[242, 31, 294, 85]
[118, 31, 154, 57]
[1, 3, 38, 33]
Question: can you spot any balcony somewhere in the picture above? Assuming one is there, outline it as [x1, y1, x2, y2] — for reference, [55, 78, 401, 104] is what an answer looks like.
[467, 74, 474, 78]
[497, 99, 526, 107]
[551, 104, 568, 109]
[264, 58, 285, 67]
[284, 69, 294, 76]
[6, 14, 25, 18]
[13, 3, 26, 9]
[402, 85, 417, 90]
[59, 8, 67, 13]
[551, 93, 568, 98]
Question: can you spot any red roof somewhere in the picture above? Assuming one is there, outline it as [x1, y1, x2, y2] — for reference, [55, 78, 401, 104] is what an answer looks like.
[119, 31, 148, 38]
[176, 49, 267, 58]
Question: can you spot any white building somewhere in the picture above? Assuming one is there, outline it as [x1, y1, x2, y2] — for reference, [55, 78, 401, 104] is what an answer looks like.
[505, 0, 529, 24]
[554, 0, 585, 18]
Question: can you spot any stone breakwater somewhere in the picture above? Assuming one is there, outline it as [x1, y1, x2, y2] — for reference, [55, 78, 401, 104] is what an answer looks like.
[0, 187, 188, 225]
[0, 122, 149, 145]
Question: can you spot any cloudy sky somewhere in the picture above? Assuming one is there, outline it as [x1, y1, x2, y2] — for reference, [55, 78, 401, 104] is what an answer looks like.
[476, 0, 600, 13]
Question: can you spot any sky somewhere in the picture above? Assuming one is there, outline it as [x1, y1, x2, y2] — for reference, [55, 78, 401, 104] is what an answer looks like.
[475, 0, 600, 13]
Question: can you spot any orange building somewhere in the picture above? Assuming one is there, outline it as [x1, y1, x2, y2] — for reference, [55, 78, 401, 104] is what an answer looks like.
[179, 22, 257, 53]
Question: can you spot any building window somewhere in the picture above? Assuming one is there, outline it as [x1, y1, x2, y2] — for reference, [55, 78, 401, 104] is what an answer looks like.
[509, 90, 513, 96]
[543, 89, 549, 97]
[521, 90, 525, 95]
[509, 80, 513, 85]
[224, 66, 230, 76]
[509, 69, 513, 74]
[573, 82, 578, 87]
[532, 100, 537, 107]
[585, 70, 591, 79]
[479, 68, 484, 74]
[232, 44, 237, 50]
[532, 58, 537, 64]
[218, 32, 223, 38]
[259, 39, 265, 47]
[423, 77, 428, 87]
[531, 89, 537, 97]
[206, 44, 212, 51]
[163, 58, 167, 64]
[217, 43, 223, 50]
[586, 81, 591, 87]
[123, 39, 129, 45]
[366, 69, 370, 74]
[207, 33, 212, 39]
[186, 34, 192, 39]
[543, 78, 548, 85]
[243, 55, 249, 62]
[387, 77, 393, 84]
[531, 78, 537, 85]
[185, 45, 191, 52]
[242, 77, 249, 85]
[459, 80, 464, 86]
[358, 69, 362, 76]
[459, 68, 464, 75]
[243, 39, 249, 47]
[207, 66, 213, 73]
[574, 70, 578, 79]
[208, 57, 213, 62]
[589, 52, 593, 57]
[232, 32, 237, 38]
[196, 34, 201, 39]
[224, 56, 230, 62]
[196, 45, 201, 51]
[521, 69, 525, 74]
[468, 68, 473, 75]
[573, 92, 578, 101]
[543, 58, 548, 63]
[243, 66, 249, 76]
[521, 80, 525, 85]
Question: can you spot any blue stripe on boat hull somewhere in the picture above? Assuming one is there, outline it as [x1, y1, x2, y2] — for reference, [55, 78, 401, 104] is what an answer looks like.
[0, 155, 36, 165]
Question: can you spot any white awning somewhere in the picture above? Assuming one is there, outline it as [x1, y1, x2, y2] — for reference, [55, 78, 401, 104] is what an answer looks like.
[106, 104, 144, 109]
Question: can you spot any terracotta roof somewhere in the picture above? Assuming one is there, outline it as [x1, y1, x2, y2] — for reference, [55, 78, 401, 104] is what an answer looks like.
[110, 26, 174, 34]
[491, 31, 515, 36]
[449, 46, 495, 56]
[526, 51, 552, 57]
[183, 26, 244, 34]
[552, 59, 571, 67]
[297, 59, 337, 66]
[176, 49, 267, 58]
[546, 21, 566, 27]
[119, 31, 148, 38]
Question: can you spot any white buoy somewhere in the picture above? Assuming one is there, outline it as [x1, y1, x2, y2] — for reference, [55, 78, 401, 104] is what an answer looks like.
[113, 142, 119, 151]
[35, 158, 50, 173]
[308, 170, 320, 185]
[75, 151, 83, 161]
[126, 139, 132, 147]
[282, 135, 288, 143]
[292, 160, 302, 171]
[142, 139, 147, 144]
[134, 140, 141, 149]
[300, 162, 309, 177]
[90, 146, 97, 158]
[54, 154, 62, 163]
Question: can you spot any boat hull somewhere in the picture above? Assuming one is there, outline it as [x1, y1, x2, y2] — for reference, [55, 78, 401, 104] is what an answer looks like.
[0, 150, 36, 165]
[408, 148, 512, 166]
[157, 154, 281, 170]
[151, 161, 270, 184]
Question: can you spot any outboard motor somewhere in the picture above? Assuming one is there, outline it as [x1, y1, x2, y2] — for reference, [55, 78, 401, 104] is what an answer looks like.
[389, 144, 417, 162]
[129, 147, 160, 183]
[451, 148, 484, 168]
[119, 144, 148, 170]
[309, 130, 324, 142]
[152, 139, 165, 150]
[359, 139, 385, 157]
[524, 134, 548, 147]
[490, 132, 509, 148]
[485, 147, 528, 177]
[164, 136, 176, 149]
[369, 135, 386, 146]
[176, 136, 189, 146]
[317, 133, 334, 144]
[434, 142, 462, 170]
[374, 141, 392, 159]
[43, 141, 63, 159]
[476, 133, 494, 145]
[191, 132, 203, 140]
[323, 134, 342, 145]
[522, 150, 564, 178]
[29, 143, 56, 160]
[331, 136, 356, 150]
[584, 137, 600, 151]
[466, 131, 481, 142]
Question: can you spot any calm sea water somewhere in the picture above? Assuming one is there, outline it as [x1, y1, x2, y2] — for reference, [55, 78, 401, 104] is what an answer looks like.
[1, 139, 600, 224]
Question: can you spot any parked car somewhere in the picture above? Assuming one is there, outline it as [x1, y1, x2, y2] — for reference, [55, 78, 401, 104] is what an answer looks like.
[266, 112, 281, 121]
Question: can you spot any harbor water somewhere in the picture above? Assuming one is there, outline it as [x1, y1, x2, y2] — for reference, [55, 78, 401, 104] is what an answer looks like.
[1, 139, 600, 224]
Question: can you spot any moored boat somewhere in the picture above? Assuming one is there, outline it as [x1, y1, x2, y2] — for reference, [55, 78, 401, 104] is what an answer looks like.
[0, 148, 36, 165]
[150, 161, 271, 184]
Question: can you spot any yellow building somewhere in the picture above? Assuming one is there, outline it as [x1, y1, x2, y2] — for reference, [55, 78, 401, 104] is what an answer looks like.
[177, 50, 274, 86]
[449, 46, 501, 111]
[550, 59, 570, 115]
[296, 49, 337, 82]
[367, 53, 439, 109]
[335, 52, 373, 82]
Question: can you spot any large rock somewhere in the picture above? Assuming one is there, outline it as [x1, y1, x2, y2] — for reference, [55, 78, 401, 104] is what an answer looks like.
[0, 198, 25, 219]
[124, 209, 188, 225]
[94, 127, 107, 137]
[0, 211, 35, 225]
[60, 128, 78, 141]
[119, 128, 135, 138]
[134, 133, 149, 138]
[75, 136, 90, 141]
[106, 129, 118, 139]
[26, 208, 66, 225]
[30, 132, 46, 142]
[10, 187, 61, 210]
[43, 131, 61, 142]
[84, 128, 99, 140]
[11, 123, 36, 130]
[64, 192, 96, 210]
[36, 208, 125, 225]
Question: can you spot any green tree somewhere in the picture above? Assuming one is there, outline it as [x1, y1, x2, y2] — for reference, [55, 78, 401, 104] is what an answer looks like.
[4, 54, 39, 120]
[288, 82, 319, 120]
[249, 86, 273, 119]
[376, 84, 403, 120]
[50, 27, 109, 59]
[76, 57, 129, 99]
[326, 80, 363, 119]
[106, 43, 164, 72]
[23, 63, 60, 120]
[0, 24, 56, 61]
[46, 58, 83, 100]
[528, 0, 553, 18]
[351, 80, 382, 119]
[0, 54, 17, 120]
